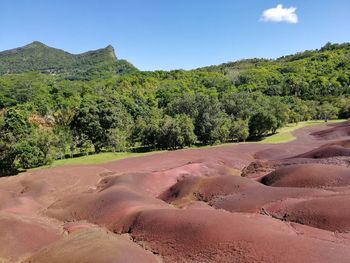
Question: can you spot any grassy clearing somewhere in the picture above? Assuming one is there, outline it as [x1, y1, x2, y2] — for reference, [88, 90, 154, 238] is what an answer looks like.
[31, 151, 164, 170]
[259, 119, 346, 144]
[32, 119, 346, 170]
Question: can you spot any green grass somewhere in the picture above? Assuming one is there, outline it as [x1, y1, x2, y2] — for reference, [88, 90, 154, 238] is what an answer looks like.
[259, 119, 346, 144]
[32, 119, 346, 170]
[31, 151, 165, 170]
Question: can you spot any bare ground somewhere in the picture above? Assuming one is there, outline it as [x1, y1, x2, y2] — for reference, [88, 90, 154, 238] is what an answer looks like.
[2, 121, 350, 262]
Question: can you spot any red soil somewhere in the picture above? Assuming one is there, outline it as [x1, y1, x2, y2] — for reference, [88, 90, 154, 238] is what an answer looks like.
[211, 183, 331, 213]
[296, 145, 350, 158]
[46, 182, 171, 233]
[327, 139, 350, 148]
[264, 195, 350, 232]
[22, 227, 159, 263]
[311, 123, 350, 140]
[1, 121, 350, 262]
[130, 209, 350, 263]
[261, 164, 350, 188]
[159, 174, 260, 206]
[0, 212, 60, 262]
[311, 121, 350, 140]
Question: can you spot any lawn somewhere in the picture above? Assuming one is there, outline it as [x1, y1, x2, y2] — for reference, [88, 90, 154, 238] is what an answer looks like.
[32, 151, 164, 170]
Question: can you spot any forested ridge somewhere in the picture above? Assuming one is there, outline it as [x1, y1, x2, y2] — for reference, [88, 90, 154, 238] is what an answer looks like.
[0, 41, 137, 79]
[1, 42, 350, 175]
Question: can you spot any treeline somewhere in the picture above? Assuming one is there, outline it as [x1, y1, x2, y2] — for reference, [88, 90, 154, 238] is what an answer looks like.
[201, 43, 350, 99]
[1, 42, 350, 175]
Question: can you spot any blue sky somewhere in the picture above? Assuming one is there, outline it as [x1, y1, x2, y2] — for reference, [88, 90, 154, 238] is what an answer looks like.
[0, 0, 349, 70]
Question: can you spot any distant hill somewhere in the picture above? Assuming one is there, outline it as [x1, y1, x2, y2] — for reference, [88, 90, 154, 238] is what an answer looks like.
[198, 42, 350, 74]
[197, 42, 350, 97]
[0, 41, 137, 78]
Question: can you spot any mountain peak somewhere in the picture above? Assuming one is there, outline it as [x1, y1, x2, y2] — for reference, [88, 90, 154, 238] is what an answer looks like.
[0, 42, 123, 75]
[26, 41, 48, 48]
[105, 45, 117, 59]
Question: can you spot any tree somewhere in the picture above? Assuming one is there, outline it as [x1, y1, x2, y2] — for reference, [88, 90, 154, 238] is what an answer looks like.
[54, 126, 72, 159]
[269, 97, 290, 132]
[317, 102, 339, 122]
[133, 108, 163, 148]
[175, 114, 197, 147]
[2, 107, 30, 137]
[0, 107, 55, 174]
[210, 116, 231, 143]
[165, 94, 198, 119]
[338, 98, 350, 119]
[193, 94, 223, 143]
[282, 97, 311, 124]
[106, 128, 129, 152]
[221, 92, 256, 120]
[135, 112, 196, 150]
[0, 129, 18, 175]
[0, 108, 30, 175]
[249, 111, 278, 137]
[16, 130, 56, 169]
[158, 114, 196, 149]
[71, 97, 133, 152]
[230, 119, 249, 142]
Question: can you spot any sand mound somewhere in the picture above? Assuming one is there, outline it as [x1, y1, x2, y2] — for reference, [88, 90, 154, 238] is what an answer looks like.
[264, 195, 350, 232]
[261, 164, 350, 188]
[46, 184, 170, 233]
[211, 184, 329, 213]
[326, 139, 350, 148]
[97, 162, 209, 198]
[296, 145, 350, 158]
[311, 123, 350, 140]
[129, 209, 350, 263]
[0, 212, 60, 262]
[23, 227, 159, 263]
[159, 175, 261, 206]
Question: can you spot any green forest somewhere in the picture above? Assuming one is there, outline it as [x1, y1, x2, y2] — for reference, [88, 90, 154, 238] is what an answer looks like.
[1, 42, 350, 175]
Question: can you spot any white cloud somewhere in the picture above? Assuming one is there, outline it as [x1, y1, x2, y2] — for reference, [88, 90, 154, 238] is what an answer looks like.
[261, 4, 298, 24]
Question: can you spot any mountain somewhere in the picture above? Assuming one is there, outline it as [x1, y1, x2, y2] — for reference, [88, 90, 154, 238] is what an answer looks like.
[0, 41, 137, 78]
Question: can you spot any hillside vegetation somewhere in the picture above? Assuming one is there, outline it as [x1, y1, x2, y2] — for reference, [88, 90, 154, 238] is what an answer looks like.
[0, 42, 350, 175]
[0, 41, 137, 79]
[200, 42, 350, 99]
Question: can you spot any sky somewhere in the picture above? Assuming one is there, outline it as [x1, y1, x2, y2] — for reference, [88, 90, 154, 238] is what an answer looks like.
[0, 0, 349, 70]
